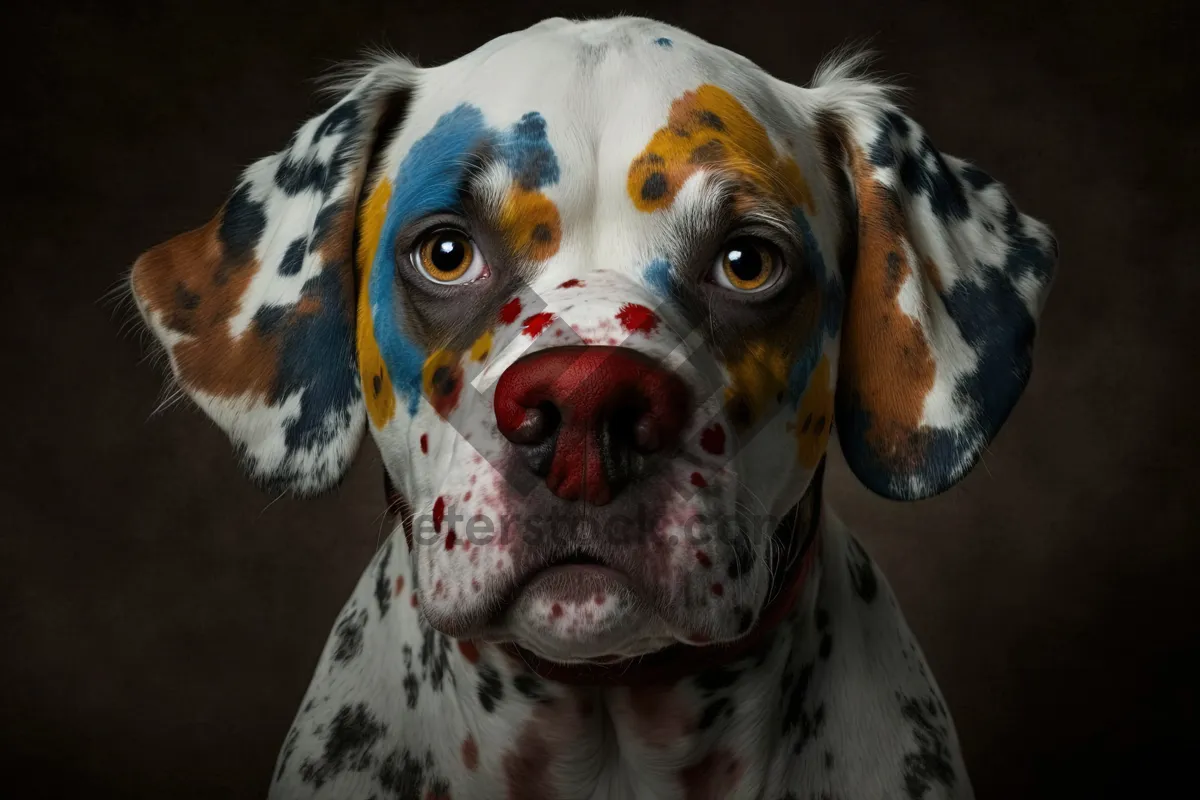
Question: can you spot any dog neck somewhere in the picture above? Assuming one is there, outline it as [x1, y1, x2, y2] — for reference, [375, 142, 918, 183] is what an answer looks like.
[381, 464, 829, 795]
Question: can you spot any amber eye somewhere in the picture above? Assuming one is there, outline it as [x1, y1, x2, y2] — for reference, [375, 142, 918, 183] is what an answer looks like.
[413, 229, 485, 284]
[712, 237, 781, 293]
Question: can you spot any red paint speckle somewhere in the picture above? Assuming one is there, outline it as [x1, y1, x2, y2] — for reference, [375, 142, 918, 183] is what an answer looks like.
[471, 578, 480, 591]
[558, 278, 585, 289]
[594, 593, 606, 605]
[711, 583, 724, 596]
[445, 529, 457, 550]
[690, 472, 707, 488]
[410, 593, 419, 607]
[463, 491, 472, 502]
[434, 579, 444, 596]
[522, 312, 555, 338]
[419, 434, 428, 454]
[616, 303, 659, 334]
[696, 550, 712, 568]
[458, 639, 480, 664]
[551, 603, 564, 618]
[462, 736, 479, 771]
[394, 575, 405, 595]
[700, 423, 726, 455]
[499, 297, 522, 324]
[432, 497, 446, 531]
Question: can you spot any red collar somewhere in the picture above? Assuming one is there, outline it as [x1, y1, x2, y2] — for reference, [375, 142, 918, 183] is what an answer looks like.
[385, 460, 825, 687]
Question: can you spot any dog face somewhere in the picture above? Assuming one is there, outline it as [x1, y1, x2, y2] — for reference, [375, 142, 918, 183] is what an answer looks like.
[130, 17, 1056, 662]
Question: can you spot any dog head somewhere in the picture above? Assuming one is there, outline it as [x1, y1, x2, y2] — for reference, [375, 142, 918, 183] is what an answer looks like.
[130, 17, 1056, 663]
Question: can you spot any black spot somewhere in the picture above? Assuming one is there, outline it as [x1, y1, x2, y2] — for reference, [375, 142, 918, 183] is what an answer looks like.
[801, 413, 813, 433]
[299, 703, 387, 788]
[403, 673, 420, 709]
[279, 237, 307, 276]
[276, 727, 300, 781]
[253, 304, 287, 336]
[514, 672, 548, 703]
[641, 172, 668, 202]
[824, 750, 834, 769]
[847, 538, 878, 603]
[900, 693, 957, 798]
[218, 182, 267, 264]
[736, 608, 754, 634]
[376, 748, 425, 798]
[819, 633, 832, 660]
[781, 662, 813, 738]
[531, 223, 553, 243]
[697, 110, 725, 131]
[373, 374, 382, 395]
[374, 541, 392, 617]
[699, 697, 730, 730]
[431, 366, 456, 397]
[174, 283, 200, 310]
[645, 153, 665, 165]
[332, 608, 367, 663]
[478, 664, 504, 712]
[417, 617, 453, 692]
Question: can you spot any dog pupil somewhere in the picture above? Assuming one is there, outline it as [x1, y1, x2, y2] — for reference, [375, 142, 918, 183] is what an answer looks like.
[433, 236, 465, 272]
[728, 246, 762, 281]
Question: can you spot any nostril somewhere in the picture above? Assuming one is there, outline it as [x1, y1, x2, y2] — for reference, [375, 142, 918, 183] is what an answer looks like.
[633, 414, 661, 453]
[506, 402, 560, 445]
[493, 345, 692, 504]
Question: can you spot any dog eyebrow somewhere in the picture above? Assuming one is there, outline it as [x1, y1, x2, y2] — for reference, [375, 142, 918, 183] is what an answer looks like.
[680, 170, 801, 247]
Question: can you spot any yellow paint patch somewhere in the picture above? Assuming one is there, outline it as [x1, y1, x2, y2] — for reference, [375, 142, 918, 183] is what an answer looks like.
[500, 187, 562, 262]
[469, 330, 493, 362]
[356, 178, 396, 428]
[723, 342, 790, 432]
[627, 84, 815, 215]
[794, 357, 834, 469]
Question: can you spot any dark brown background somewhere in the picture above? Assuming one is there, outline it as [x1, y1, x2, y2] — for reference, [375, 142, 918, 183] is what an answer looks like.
[3, 0, 1196, 797]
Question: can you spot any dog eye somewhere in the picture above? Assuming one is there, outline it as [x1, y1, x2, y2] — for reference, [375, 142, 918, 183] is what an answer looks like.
[412, 228, 488, 285]
[711, 237, 781, 293]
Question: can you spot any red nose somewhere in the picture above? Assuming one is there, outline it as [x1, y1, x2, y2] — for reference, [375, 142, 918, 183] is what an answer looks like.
[494, 346, 692, 505]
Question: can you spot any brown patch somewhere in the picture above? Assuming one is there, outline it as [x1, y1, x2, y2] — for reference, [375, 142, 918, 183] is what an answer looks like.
[837, 131, 938, 469]
[622, 685, 693, 748]
[131, 215, 279, 398]
[462, 735, 479, 771]
[679, 748, 745, 800]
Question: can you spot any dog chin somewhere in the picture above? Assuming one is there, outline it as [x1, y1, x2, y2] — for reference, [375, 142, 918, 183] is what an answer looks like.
[492, 566, 677, 662]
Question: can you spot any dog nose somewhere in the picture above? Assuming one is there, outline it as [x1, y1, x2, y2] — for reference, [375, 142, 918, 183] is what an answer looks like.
[494, 346, 691, 505]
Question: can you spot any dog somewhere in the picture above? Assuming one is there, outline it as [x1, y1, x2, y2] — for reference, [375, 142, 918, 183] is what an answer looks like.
[128, 16, 1056, 799]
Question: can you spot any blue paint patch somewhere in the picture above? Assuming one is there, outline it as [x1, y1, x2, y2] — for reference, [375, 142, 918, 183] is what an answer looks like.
[371, 103, 488, 415]
[654, 37, 673, 47]
[371, 104, 564, 415]
[643, 257, 673, 298]
[497, 112, 560, 190]
[787, 210, 843, 403]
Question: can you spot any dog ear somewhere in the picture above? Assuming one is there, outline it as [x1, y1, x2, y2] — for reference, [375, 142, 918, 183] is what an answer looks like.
[815, 73, 1058, 501]
[130, 59, 418, 496]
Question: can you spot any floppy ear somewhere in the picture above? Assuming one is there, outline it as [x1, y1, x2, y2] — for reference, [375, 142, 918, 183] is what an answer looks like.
[130, 59, 417, 496]
[818, 78, 1058, 501]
